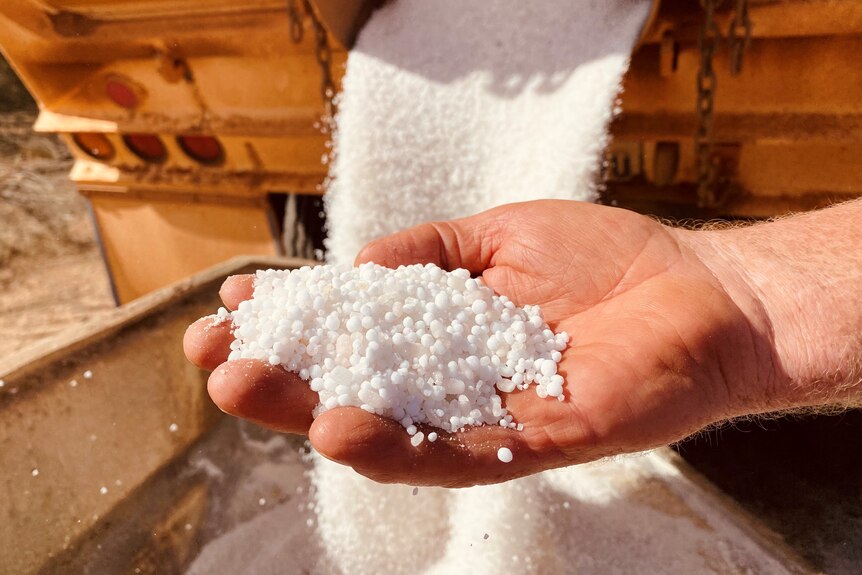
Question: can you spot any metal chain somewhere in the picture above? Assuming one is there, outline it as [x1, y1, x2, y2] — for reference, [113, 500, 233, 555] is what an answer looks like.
[728, 0, 752, 75]
[695, 0, 723, 207]
[287, 0, 304, 43]
[302, 0, 338, 121]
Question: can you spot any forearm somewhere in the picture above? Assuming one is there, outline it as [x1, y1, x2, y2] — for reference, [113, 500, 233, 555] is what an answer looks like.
[682, 200, 862, 410]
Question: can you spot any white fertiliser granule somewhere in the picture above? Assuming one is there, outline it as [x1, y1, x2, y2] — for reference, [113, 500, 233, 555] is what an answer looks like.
[227, 262, 568, 444]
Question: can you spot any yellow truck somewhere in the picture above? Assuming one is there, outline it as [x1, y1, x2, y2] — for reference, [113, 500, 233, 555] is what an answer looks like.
[2, 0, 861, 303]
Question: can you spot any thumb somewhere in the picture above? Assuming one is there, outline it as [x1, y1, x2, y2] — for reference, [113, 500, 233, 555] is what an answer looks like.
[355, 205, 511, 272]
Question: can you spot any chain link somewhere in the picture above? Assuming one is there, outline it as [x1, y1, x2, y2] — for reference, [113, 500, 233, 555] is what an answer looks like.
[695, 0, 751, 207]
[695, 0, 723, 207]
[728, 0, 752, 75]
[302, 0, 338, 121]
[286, 1, 338, 122]
[287, 0, 304, 43]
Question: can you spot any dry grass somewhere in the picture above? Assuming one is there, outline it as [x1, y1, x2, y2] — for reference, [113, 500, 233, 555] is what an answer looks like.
[0, 113, 114, 362]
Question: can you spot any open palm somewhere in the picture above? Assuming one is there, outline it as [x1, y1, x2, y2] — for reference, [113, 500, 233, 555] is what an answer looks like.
[184, 200, 777, 486]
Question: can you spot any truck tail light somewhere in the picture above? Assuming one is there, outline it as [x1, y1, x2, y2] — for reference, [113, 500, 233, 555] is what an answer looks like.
[105, 78, 139, 109]
[72, 133, 115, 161]
[123, 134, 167, 163]
[177, 135, 224, 165]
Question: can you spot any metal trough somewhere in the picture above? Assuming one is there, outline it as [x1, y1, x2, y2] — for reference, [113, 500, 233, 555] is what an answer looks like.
[0, 257, 813, 574]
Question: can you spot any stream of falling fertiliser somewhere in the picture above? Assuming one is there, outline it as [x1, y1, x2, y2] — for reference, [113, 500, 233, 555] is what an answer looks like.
[188, 2, 795, 574]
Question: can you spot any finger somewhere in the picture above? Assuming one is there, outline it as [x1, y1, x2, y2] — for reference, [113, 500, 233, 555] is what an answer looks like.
[183, 315, 235, 371]
[183, 274, 253, 371]
[355, 205, 513, 272]
[309, 408, 546, 487]
[208, 359, 317, 434]
[219, 274, 255, 311]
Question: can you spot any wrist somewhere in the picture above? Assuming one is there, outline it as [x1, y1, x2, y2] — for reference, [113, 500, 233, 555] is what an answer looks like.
[674, 205, 862, 411]
[673, 226, 795, 414]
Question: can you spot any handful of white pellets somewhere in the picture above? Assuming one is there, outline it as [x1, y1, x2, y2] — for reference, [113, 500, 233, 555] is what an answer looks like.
[222, 263, 568, 458]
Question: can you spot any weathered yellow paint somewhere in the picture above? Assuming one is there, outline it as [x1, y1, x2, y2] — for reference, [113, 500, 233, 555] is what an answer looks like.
[0, 0, 338, 299]
[87, 191, 281, 302]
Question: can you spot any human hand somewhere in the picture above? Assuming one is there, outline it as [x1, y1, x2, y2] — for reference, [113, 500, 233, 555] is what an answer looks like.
[184, 199, 860, 486]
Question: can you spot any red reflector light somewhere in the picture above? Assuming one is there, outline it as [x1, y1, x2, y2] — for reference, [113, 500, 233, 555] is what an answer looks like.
[123, 134, 167, 163]
[72, 133, 115, 161]
[177, 135, 224, 165]
[105, 78, 139, 109]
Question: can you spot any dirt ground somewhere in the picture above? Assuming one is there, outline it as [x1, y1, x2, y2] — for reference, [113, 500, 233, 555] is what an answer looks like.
[0, 112, 114, 366]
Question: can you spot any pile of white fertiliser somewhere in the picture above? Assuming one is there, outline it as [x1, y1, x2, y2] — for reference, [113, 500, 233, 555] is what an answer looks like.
[224, 262, 568, 456]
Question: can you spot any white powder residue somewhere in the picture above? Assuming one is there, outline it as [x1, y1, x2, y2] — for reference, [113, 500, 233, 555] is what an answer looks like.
[187, 452, 796, 575]
[213, 307, 231, 325]
[204, 308, 232, 330]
